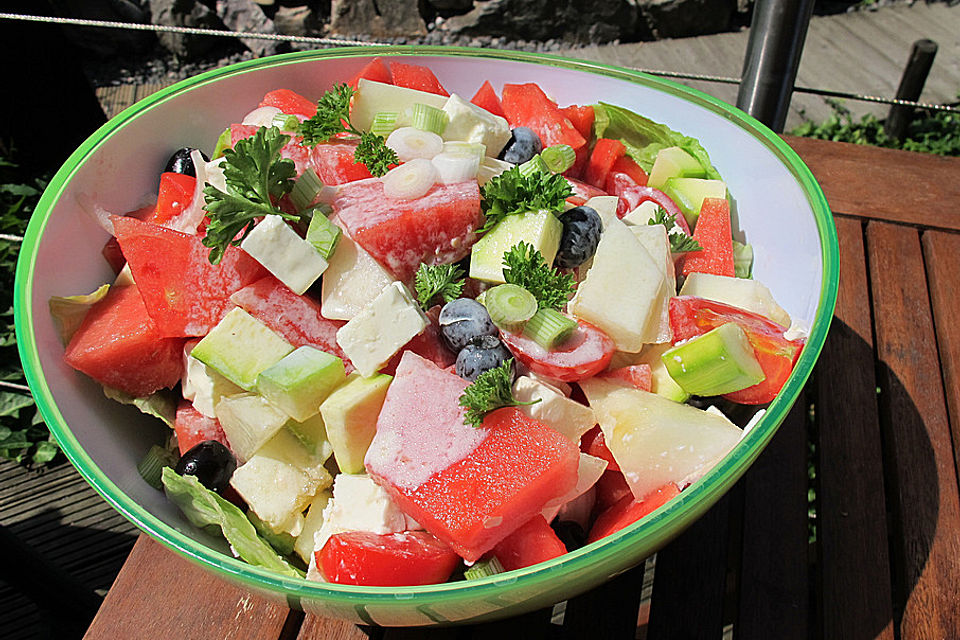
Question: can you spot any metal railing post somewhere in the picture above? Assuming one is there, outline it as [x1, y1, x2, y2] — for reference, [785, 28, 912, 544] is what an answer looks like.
[884, 39, 938, 141]
[736, 0, 816, 132]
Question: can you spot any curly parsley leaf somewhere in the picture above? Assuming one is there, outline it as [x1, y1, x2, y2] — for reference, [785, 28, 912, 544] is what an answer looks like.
[502, 241, 576, 311]
[298, 84, 397, 177]
[647, 206, 703, 253]
[414, 263, 465, 311]
[202, 126, 298, 264]
[459, 359, 538, 428]
[480, 166, 573, 233]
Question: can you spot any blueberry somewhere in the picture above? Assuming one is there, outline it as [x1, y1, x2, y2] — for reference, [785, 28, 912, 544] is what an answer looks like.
[555, 205, 602, 268]
[174, 440, 237, 493]
[455, 335, 512, 382]
[438, 298, 497, 353]
[498, 127, 543, 165]
[164, 147, 210, 178]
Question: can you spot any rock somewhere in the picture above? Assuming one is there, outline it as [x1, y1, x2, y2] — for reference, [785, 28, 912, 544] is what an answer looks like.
[273, 4, 322, 35]
[149, 0, 223, 59]
[441, 0, 641, 44]
[48, 0, 155, 56]
[638, 0, 735, 38]
[426, 0, 474, 14]
[216, 0, 282, 56]
[330, 0, 426, 37]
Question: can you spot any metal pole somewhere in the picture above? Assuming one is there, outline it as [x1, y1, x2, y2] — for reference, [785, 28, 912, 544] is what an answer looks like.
[884, 39, 938, 141]
[736, 0, 816, 133]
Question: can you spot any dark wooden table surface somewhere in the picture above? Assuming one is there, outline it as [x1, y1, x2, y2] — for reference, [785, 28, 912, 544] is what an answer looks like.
[81, 137, 960, 640]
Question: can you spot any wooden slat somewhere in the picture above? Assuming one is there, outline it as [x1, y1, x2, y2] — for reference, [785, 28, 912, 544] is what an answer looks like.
[815, 216, 895, 639]
[867, 221, 960, 640]
[645, 492, 733, 639]
[735, 398, 810, 639]
[83, 536, 293, 640]
[297, 615, 378, 640]
[562, 562, 646, 639]
[465, 607, 555, 640]
[922, 230, 960, 493]
[783, 137, 960, 230]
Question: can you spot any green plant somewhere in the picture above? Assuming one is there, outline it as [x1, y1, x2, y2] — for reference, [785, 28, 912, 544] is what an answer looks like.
[792, 97, 960, 157]
[0, 155, 58, 465]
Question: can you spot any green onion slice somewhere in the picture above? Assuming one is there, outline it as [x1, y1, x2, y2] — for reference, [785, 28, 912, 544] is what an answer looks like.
[485, 284, 538, 332]
[523, 308, 578, 350]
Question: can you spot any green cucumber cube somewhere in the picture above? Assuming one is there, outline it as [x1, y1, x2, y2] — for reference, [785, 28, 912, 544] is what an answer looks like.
[661, 177, 727, 228]
[215, 392, 291, 462]
[191, 308, 294, 390]
[647, 146, 706, 189]
[256, 346, 346, 422]
[287, 412, 335, 463]
[306, 213, 342, 260]
[469, 210, 562, 283]
[662, 323, 765, 396]
[319, 372, 392, 474]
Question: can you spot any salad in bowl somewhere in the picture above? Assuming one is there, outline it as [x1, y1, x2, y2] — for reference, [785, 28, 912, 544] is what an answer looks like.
[16, 48, 837, 625]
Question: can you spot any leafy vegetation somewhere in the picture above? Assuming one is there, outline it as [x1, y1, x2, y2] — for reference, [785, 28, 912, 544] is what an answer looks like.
[791, 97, 960, 157]
[0, 154, 58, 465]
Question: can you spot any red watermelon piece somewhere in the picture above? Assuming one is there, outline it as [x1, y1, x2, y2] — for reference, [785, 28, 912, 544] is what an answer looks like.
[390, 62, 449, 96]
[230, 124, 312, 175]
[148, 172, 196, 225]
[174, 400, 231, 455]
[332, 179, 483, 282]
[680, 197, 735, 278]
[348, 58, 393, 88]
[112, 216, 268, 337]
[490, 515, 567, 571]
[470, 80, 505, 117]
[229, 275, 353, 373]
[560, 104, 595, 141]
[309, 141, 374, 185]
[258, 89, 317, 119]
[501, 84, 587, 151]
[587, 483, 680, 543]
[585, 138, 627, 190]
[63, 285, 184, 397]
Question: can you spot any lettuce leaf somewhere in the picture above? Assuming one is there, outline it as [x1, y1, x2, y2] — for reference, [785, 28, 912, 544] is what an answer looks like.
[161, 467, 304, 578]
[48, 284, 110, 345]
[733, 241, 754, 279]
[102, 386, 178, 428]
[592, 102, 721, 180]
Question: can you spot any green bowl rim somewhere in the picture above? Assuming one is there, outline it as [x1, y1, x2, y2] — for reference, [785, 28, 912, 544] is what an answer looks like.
[15, 45, 838, 606]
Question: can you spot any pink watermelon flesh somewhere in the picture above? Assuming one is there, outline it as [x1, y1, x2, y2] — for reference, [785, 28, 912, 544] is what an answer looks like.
[112, 216, 268, 337]
[332, 179, 483, 282]
[174, 400, 231, 455]
[309, 141, 374, 185]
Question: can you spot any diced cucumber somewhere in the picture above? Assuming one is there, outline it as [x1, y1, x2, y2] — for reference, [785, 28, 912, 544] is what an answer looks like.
[661, 323, 765, 396]
[661, 177, 727, 228]
[352, 79, 448, 133]
[319, 372, 392, 474]
[646, 146, 706, 189]
[191, 308, 295, 391]
[215, 392, 291, 462]
[305, 212, 342, 260]
[470, 211, 563, 283]
[256, 346, 346, 422]
[287, 413, 335, 463]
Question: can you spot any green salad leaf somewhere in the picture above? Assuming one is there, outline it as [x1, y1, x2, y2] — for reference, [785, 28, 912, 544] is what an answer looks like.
[102, 386, 178, 428]
[161, 467, 304, 578]
[592, 102, 721, 180]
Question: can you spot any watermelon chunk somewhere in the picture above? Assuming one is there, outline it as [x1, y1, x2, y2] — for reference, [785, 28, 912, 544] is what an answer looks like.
[148, 172, 195, 226]
[587, 483, 680, 543]
[681, 197, 735, 278]
[490, 514, 567, 571]
[309, 141, 374, 185]
[585, 138, 626, 189]
[229, 275, 353, 373]
[174, 400, 230, 455]
[470, 80, 506, 117]
[348, 58, 393, 88]
[332, 178, 483, 282]
[501, 84, 587, 151]
[390, 61, 449, 96]
[258, 89, 317, 119]
[560, 104, 595, 141]
[112, 216, 268, 337]
[317, 530, 460, 586]
[63, 285, 184, 397]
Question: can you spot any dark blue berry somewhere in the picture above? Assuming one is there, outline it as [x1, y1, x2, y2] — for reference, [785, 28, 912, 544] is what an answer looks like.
[164, 147, 209, 178]
[455, 335, 512, 382]
[498, 127, 543, 164]
[439, 298, 497, 353]
[175, 440, 236, 493]
[555, 205, 602, 268]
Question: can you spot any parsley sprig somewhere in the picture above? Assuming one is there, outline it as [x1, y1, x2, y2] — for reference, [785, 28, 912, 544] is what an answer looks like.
[459, 359, 538, 428]
[648, 207, 703, 253]
[298, 83, 399, 177]
[202, 126, 297, 264]
[480, 166, 573, 234]
[502, 241, 576, 311]
[413, 263, 465, 311]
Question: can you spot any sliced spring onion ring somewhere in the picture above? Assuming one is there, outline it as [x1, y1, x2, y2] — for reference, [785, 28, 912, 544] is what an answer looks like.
[371, 111, 401, 137]
[431, 151, 481, 184]
[241, 106, 282, 127]
[382, 158, 438, 200]
[386, 126, 444, 162]
[409, 103, 448, 136]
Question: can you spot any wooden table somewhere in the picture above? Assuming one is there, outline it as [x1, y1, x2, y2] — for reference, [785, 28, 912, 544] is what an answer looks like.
[82, 137, 960, 640]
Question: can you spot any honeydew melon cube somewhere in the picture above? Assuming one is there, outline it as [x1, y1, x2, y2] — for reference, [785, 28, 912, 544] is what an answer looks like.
[569, 215, 666, 352]
[294, 489, 332, 563]
[679, 272, 791, 328]
[512, 375, 596, 444]
[240, 215, 328, 295]
[320, 372, 393, 474]
[256, 346, 346, 422]
[352, 79, 448, 133]
[181, 343, 243, 418]
[646, 146, 706, 190]
[191, 308, 294, 391]
[230, 427, 334, 533]
[441, 93, 512, 157]
[580, 378, 741, 499]
[320, 231, 395, 321]
[630, 224, 674, 344]
[287, 412, 335, 463]
[215, 392, 291, 463]
[469, 210, 563, 283]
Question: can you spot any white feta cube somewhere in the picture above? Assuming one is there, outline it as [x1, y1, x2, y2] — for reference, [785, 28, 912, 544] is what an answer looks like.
[312, 474, 408, 556]
[441, 93, 511, 157]
[320, 231, 396, 321]
[513, 375, 597, 444]
[240, 216, 328, 295]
